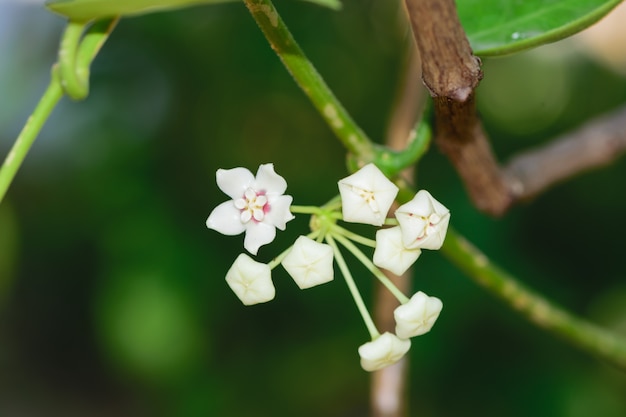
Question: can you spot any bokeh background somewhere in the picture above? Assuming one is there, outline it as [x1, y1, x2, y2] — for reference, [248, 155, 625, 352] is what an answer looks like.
[1, 1, 626, 416]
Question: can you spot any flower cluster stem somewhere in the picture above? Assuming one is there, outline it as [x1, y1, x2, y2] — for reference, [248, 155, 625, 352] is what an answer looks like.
[326, 234, 380, 340]
[334, 233, 410, 305]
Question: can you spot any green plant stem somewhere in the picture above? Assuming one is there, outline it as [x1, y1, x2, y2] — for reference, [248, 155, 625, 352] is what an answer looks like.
[441, 227, 626, 370]
[333, 233, 410, 305]
[242, 0, 374, 159]
[0, 18, 117, 205]
[326, 234, 380, 339]
[0, 70, 64, 204]
[332, 224, 377, 248]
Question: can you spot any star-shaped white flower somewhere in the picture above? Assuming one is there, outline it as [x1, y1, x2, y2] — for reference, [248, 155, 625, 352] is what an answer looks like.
[394, 291, 443, 339]
[395, 190, 450, 250]
[281, 236, 334, 289]
[358, 332, 411, 372]
[338, 163, 399, 226]
[207, 163, 295, 255]
[373, 226, 422, 276]
[225, 254, 275, 305]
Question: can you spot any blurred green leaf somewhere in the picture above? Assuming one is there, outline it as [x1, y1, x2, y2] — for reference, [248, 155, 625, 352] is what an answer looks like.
[46, 0, 341, 21]
[46, 0, 237, 21]
[458, 0, 623, 56]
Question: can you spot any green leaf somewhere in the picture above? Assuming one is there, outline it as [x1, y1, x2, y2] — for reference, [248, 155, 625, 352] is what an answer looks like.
[458, 0, 623, 56]
[46, 0, 341, 21]
[46, 0, 236, 21]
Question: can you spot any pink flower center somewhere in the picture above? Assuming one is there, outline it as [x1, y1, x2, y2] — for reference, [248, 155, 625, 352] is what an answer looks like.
[234, 188, 270, 223]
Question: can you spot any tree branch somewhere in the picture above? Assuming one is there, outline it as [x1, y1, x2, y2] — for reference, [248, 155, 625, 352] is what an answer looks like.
[504, 105, 626, 200]
[404, 0, 513, 216]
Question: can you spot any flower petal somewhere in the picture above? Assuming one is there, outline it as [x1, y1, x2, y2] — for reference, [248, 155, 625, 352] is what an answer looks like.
[394, 291, 443, 339]
[243, 221, 276, 255]
[254, 163, 288, 195]
[206, 201, 246, 236]
[265, 195, 294, 231]
[225, 254, 275, 305]
[281, 236, 334, 289]
[216, 167, 255, 200]
[358, 332, 411, 372]
[373, 226, 422, 276]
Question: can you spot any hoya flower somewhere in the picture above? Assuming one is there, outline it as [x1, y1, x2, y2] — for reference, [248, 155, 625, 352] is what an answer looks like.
[395, 190, 450, 250]
[207, 163, 294, 255]
[225, 253, 275, 305]
[358, 332, 411, 372]
[394, 291, 443, 339]
[281, 236, 334, 289]
[338, 163, 399, 226]
[373, 226, 422, 276]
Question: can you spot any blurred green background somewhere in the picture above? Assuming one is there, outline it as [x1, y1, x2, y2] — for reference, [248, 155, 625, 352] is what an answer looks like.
[1, 1, 626, 416]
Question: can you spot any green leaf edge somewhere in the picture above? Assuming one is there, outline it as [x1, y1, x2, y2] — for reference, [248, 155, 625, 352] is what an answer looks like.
[471, 0, 624, 56]
[45, 0, 341, 21]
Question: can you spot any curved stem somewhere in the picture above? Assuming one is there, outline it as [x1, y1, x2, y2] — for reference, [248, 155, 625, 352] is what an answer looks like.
[59, 20, 89, 99]
[441, 227, 626, 370]
[242, 0, 374, 159]
[0, 18, 117, 205]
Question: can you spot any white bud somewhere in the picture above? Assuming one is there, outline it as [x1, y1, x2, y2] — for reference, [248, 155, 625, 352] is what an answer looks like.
[281, 236, 334, 289]
[358, 332, 411, 372]
[394, 291, 443, 339]
[373, 226, 422, 276]
[395, 190, 450, 250]
[338, 163, 399, 226]
[225, 254, 275, 305]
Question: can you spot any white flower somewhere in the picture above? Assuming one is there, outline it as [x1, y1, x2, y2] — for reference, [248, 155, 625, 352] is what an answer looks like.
[358, 332, 411, 372]
[395, 190, 450, 250]
[394, 291, 443, 339]
[338, 163, 399, 226]
[225, 254, 275, 305]
[207, 163, 295, 255]
[281, 236, 334, 289]
[373, 226, 422, 276]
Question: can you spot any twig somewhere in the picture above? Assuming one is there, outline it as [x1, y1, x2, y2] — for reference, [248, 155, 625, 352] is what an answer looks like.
[504, 105, 626, 200]
[404, 0, 513, 216]
[441, 227, 626, 370]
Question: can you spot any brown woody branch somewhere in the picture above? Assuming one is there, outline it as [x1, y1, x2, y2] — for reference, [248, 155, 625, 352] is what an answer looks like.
[503, 105, 626, 200]
[404, 0, 626, 215]
[404, 0, 513, 216]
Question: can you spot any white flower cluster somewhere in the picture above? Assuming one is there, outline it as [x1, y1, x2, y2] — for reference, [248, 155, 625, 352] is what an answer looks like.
[206, 162, 450, 371]
[338, 164, 448, 371]
[206, 163, 333, 306]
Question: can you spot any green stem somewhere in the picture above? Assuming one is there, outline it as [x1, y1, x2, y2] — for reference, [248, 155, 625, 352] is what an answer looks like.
[290, 205, 321, 215]
[59, 20, 89, 100]
[326, 234, 380, 339]
[242, 0, 374, 159]
[441, 227, 626, 370]
[0, 69, 64, 204]
[0, 18, 117, 205]
[332, 224, 377, 248]
[333, 233, 410, 304]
